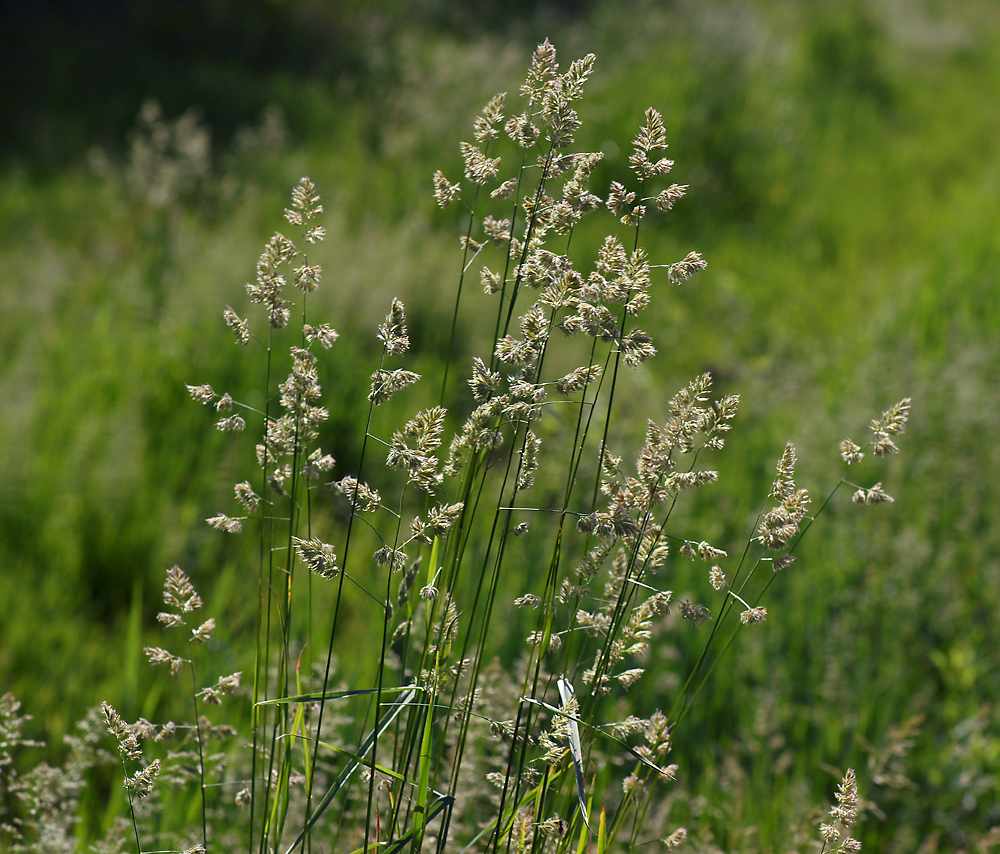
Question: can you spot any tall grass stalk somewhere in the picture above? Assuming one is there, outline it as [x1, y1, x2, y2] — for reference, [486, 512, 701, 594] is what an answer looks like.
[92, 40, 910, 854]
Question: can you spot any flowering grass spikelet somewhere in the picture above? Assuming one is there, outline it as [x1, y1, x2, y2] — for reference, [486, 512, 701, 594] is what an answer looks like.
[207, 513, 243, 533]
[198, 672, 242, 705]
[292, 536, 339, 579]
[740, 606, 768, 625]
[127, 758, 161, 800]
[667, 251, 708, 285]
[369, 368, 420, 405]
[224, 306, 250, 345]
[144, 646, 185, 676]
[102, 703, 142, 761]
[840, 437, 864, 464]
[190, 618, 215, 643]
[163, 565, 201, 613]
[460, 142, 501, 186]
[871, 396, 911, 456]
[433, 170, 462, 207]
[377, 297, 410, 355]
[335, 476, 381, 512]
[187, 383, 216, 404]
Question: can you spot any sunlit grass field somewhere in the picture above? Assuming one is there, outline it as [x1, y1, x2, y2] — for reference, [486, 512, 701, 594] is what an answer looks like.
[1, 1, 998, 850]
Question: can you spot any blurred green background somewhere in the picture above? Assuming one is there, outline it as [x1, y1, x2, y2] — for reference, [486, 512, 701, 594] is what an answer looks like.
[1, 0, 998, 850]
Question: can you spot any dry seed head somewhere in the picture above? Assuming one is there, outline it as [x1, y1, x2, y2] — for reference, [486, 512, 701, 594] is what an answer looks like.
[831, 768, 859, 827]
[369, 368, 420, 405]
[163, 566, 201, 612]
[698, 541, 727, 561]
[187, 383, 216, 404]
[870, 397, 911, 456]
[873, 436, 898, 456]
[482, 215, 511, 245]
[304, 322, 339, 349]
[820, 823, 841, 842]
[304, 448, 336, 480]
[667, 251, 708, 285]
[740, 606, 768, 625]
[620, 328, 657, 366]
[474, 92, 507, 142]
[144, 646, 184, 676]
[469, 356, 501, 400]
[268, 301, 291, 328]
[293, 263, 321, 293]
[606, 181, 636, 217]
[866, 482, 893, 504]
[875, 397, 911, 436]
[654, 184, 686, 211]
[517, 431, 541, 491]
[840, 438, 864, 464]
[542, 100, 581, 149]
[505, 112, 540, 148]
[616, 668, 644, 689]
[293, 536, 340, 579]
[852, 483, 894, 505]
[374, 547, 408, 574]
[200, 672, 241, 705]
[427, 502, 464, 537]
[223, 306, 250, 345]
[556, 53, 596, 103]
[302, 223, 325, 243]
[482, 91, 507, 123]
[102, 702, 143, 760]
[520, 38, 559, 105]
[679, 600, 711, 625]
[555, 364, 602, 395]
[127, 758, 161, 799]
[377, 298, 410, 355]
[433, 170, 462, 207]
[459, 142, 501, 185]
[215, 415, 246, 432]
[286, 176, 323, 221]
[207, 513, 243, 534]
[709, 566, 726, 590]
[461, 237, 484, 256]
[634, 107, 667, 153]
[491, 177, 518, 200]
[190, 618, 215, 643]
[773, 554, 795, 571]
[494, 334, 539, 367]
[157, 612, 184, 628]
[772, 442, 798, 500]
[663, 828, 688, 849]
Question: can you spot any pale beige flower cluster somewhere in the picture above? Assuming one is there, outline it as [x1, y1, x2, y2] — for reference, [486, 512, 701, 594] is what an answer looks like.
[186, 179, 338, 541]
[844, 397, 911, 505]
[819, 767, 862, 851]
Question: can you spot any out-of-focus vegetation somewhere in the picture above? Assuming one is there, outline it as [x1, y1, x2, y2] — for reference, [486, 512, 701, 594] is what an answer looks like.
[1, 0, 998, 850]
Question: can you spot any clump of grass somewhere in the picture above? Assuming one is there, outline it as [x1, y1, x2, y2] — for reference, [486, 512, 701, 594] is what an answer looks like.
[2, 40, 910, 853]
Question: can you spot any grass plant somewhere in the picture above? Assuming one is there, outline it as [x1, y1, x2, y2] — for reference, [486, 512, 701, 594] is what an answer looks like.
[0, 40, 918, 854]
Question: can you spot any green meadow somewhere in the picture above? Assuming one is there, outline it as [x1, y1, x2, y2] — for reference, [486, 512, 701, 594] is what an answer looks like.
[1, 1, 998, 851]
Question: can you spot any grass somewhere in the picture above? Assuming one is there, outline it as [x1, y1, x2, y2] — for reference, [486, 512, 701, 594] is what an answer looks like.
[1, 1, 1000, 851]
